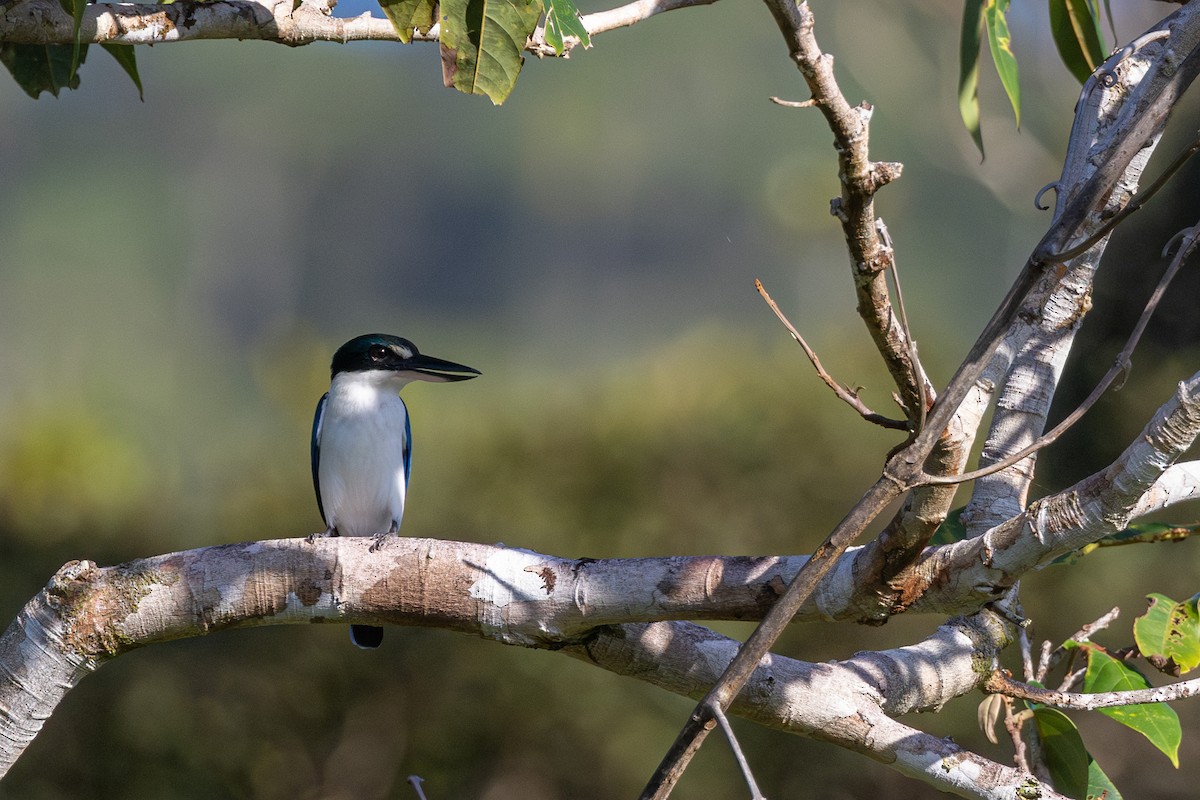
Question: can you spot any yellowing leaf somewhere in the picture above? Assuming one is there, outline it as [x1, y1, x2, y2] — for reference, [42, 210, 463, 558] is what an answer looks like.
[378, 0, 438, 44]
[984, 0, 1020, 129]
[1134, 593, 1200, 674]
[439, 0, 542, 104]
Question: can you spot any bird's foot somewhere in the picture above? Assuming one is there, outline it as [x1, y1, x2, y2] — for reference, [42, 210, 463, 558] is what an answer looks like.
[306, 526, 337, 544]
[368, 523, 400, 552]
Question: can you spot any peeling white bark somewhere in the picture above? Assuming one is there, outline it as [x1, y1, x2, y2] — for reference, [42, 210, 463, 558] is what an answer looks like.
[570, 614, 1065, 800]
[0, 540, 1060, 798]
[963, 17, 1186, 534]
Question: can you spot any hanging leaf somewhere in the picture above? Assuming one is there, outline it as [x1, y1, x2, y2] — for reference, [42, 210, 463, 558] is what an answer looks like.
[958, 0, 985, 157]
[56, 0, 87, 81]
[1134, 593, 1200, 674]
[543, 0, 589, 55]
[984, 0, 1020, 128]
[378, 0, 438, 43]
[1084, 647, 1181, 767]
[1048, 0, 1106, 84]
[0, 42, 84, 99]
[438, 0, 542, 104]
[101, 43, 143, 100]
[1028, 707, 1090, 800]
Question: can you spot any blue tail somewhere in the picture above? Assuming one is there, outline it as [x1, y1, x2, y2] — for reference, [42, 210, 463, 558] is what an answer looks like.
[351, 624, 384, 649]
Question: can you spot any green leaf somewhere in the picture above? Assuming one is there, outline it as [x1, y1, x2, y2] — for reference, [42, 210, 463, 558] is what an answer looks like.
[958, 0, 985, 157]
[1087, 757, 1123, 800]
[439, 0, 542, 104]
[543, 0, 589, 55]
[1084, 647, 1181, 767]
[100, 43, 143, 101]
[1030, 707, 1089, 799]
[377, 0, 437, 43]
[931, 506, 968, 545]
[0, 42, 84, 99]
[1048, 0, 1107, 84]
[1134, 593, 1200, 674]
[56, 0, 87, 81]
[984, 0, 1020, 128]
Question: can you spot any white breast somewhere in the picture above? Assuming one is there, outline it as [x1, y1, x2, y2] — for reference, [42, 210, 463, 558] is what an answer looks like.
[317, 371, 411, 537]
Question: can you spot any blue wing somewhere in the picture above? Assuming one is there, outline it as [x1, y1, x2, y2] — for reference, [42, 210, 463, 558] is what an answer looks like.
[311, 392, 329, 525]
[401, 396, 412, 486]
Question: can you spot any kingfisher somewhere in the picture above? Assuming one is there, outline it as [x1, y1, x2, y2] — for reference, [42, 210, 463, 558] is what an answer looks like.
[311, 333, 480, 649]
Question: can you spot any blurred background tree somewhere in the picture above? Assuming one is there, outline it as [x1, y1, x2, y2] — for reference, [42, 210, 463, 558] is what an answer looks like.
[0, 1, 1198, 797]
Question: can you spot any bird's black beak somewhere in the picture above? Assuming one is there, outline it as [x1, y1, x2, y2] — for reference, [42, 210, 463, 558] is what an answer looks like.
[402, 353, 481, 382]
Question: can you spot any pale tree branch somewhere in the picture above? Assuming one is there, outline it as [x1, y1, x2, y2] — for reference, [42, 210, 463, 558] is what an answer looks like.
[530, 0, 720, 55]
[1130, 461, 1200, 518]
[949, 20, 1200, 525]
[0, 392, 1194, 786]
[0, 0, 402, 45]
[573, 613, 1071, 800]
[0, 0, 717, 48]
[0, 552, 1068, 799]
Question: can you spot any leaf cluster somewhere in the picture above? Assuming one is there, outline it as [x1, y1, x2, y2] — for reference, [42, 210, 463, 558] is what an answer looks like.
[958, 0, 1111, 157]
[1, 0, 141, 98]
[986, 591, 1200, 800]
[2, 0, 588, 103]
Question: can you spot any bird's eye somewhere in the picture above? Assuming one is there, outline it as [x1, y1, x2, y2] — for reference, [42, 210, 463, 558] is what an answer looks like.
[369, 345, 389, 361]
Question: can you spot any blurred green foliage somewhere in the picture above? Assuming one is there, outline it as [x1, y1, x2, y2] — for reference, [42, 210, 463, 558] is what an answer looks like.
[0, 0, 1199, 797]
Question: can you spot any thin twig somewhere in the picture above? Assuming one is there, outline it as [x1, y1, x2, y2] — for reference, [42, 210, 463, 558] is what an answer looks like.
[708, 701, 768, 800]
[755, 279, 908, 430]
[1019, 622, 1035, 681]
[1035, 639, 1053, 685]
[1075, 524, 1200, 557]
[877, 219, 930, 430]
[407, 775, 429, 800]
[1034, 182, 1058, 211]
[1001, 700, 1033, 775]
[1041, 607, 1120, 680]
[639, 476, 903, 799]
[769, 96, 816, 108]
[987, 670, 1200, 708]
